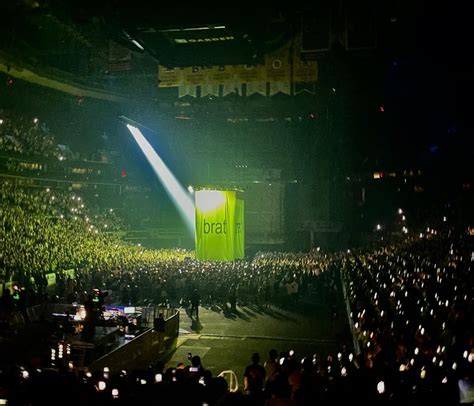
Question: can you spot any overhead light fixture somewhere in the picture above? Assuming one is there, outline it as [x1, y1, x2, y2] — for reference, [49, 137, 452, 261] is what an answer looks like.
[131, 39, 144, 51]
[161, 25, 226, 32]
[122, 30, 145, 52]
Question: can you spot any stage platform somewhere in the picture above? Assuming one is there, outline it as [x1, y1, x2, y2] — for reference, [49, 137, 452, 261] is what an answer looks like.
[0, 303, 180, 372]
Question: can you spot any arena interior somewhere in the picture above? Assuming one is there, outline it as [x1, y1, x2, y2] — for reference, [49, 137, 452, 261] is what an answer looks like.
[0, 3, 473, 405]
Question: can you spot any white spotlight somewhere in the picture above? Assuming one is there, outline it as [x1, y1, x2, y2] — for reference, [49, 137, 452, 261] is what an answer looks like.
[126, 124, 195, 233]
[131, 39, 144, 51]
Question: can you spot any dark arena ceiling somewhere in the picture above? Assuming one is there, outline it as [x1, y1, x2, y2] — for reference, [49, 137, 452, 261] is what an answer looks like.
[0, 2, 306, 71]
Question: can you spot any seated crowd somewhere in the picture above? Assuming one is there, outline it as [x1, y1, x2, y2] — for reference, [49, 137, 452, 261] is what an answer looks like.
[0, 114, 58, 159]
[0, 179, 471, 404]
[0, 114, 472, 404]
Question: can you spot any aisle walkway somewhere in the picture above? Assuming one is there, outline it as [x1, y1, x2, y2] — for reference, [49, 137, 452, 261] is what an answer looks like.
[166, 301, 349, 386]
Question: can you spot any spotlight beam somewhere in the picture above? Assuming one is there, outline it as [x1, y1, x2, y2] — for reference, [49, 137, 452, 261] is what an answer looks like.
[125, 124, 195, 234]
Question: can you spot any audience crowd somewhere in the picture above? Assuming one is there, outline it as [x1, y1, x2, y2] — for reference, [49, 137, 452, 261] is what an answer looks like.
[0, 114, 58, 158]
[0, 113, 472, 405]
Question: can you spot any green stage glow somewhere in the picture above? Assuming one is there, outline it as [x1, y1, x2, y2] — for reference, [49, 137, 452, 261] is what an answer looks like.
[126, 124, 195, 234]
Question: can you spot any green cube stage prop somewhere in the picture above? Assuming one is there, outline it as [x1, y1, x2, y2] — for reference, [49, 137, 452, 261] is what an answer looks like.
[195, 190, 245, 261]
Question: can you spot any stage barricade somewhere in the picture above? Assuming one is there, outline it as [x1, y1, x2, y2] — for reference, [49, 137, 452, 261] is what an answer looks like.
[87, 307, 179, 371]
[217, 370, 239, 393]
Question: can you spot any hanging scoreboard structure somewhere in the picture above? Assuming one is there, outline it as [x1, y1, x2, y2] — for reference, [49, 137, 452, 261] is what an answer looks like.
[195, 190, 245, 261]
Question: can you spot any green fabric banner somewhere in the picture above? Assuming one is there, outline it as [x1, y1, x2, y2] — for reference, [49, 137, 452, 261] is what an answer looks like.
[46, 272, 56, 286]
[195, 190, 243, 261]
[234, 199, 245, 259]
